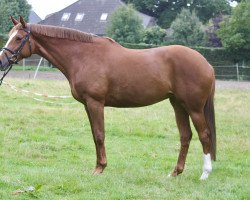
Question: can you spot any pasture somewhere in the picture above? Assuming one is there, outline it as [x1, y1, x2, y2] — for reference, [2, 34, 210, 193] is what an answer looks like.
[0, 78, 249, 199]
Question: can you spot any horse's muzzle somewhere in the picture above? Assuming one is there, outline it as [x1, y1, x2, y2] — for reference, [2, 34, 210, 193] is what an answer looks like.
[0, 59, 10, 71]
[0, 51, 11, 71]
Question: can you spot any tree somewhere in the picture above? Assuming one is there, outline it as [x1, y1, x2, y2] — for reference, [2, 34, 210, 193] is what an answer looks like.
[0, 0, 31, 34]
[206, 15, 223, 47]
[122, 0, 160, 17]
[217, 1, 250, 61]
[192, 0, 231, 23]
[106, 4, 144, 43]
[142, 26, 166, 45]
[0, 34, 8, 47]
[123, 0, 231, 28]
[170, 8, 206, 46]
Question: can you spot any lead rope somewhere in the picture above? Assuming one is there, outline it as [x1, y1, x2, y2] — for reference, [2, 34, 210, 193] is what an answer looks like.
[2, 81, 77, 105]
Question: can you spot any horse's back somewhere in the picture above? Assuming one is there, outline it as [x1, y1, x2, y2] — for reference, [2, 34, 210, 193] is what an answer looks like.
[102, 44, 214, 107]
[119, 44, 214, 93]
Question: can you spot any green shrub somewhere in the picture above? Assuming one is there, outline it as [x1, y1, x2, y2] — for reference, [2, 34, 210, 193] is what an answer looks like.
[217, 1, 250, 62]
[106, 4, 144, 43]
[142, 26, 166, 45]
[170, 9, 206, 46]
[121, 42, 158, 49]
[193, 47, 233, 65]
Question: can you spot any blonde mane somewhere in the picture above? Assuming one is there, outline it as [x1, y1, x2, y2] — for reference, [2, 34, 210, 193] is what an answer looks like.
[30, 24, 94, 43]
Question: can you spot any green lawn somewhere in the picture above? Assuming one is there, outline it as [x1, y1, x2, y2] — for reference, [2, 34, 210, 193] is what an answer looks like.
[0, 78, 249, 200]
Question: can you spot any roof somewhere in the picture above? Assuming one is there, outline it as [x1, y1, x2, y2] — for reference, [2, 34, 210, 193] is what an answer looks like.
[29, 10, 42, 24]
[39, 0, 156, 36]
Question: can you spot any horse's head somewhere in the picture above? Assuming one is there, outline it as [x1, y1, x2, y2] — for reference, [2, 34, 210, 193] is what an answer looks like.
[0, 16, 32, 71]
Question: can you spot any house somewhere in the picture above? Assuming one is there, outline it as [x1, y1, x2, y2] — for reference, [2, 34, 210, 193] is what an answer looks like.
[29, 10, 42, 24]
[39, 0, 156, 36]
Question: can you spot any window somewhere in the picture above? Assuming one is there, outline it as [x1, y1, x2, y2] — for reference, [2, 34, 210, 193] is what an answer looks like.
[75, 13, 85, 21]
[61, 13, 71, 21]
[100, 13, 108, 21]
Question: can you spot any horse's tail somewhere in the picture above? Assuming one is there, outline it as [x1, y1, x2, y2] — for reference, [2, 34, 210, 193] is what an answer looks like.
[204, 77, 216, 161]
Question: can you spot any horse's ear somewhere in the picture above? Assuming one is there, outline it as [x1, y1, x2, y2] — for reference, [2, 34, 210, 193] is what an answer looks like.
[10, 16, 19, 26]
[19, 16, 27, 28]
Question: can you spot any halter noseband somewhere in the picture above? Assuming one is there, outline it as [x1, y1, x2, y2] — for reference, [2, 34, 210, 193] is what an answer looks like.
[0, 26, 32, 85]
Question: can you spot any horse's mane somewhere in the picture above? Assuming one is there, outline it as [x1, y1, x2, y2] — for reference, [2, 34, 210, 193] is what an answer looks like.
[30, 24, 94, 43]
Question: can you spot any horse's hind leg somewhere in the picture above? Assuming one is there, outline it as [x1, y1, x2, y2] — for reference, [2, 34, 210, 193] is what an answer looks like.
[189, 111, 212, 180]
[169, 98, 192, 177]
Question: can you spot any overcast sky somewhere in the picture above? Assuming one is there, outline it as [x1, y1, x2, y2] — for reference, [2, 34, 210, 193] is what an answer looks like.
[27, 0, 78, 19]
[27, 0, 238, 20]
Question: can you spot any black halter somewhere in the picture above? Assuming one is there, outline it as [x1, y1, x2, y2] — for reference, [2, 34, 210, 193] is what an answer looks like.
[0, 27, 32, 85]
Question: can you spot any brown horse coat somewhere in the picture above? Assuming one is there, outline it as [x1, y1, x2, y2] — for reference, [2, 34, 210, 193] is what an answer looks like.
[0, 18, 216, 179]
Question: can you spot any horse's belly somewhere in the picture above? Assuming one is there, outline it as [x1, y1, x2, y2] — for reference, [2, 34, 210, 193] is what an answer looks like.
[105, 86, 172, 108]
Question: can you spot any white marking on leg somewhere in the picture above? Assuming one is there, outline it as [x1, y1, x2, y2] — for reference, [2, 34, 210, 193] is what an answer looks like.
[200, 153, 212, 180]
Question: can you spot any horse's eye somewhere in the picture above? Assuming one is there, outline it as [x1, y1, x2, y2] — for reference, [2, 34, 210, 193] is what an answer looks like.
[16, 36, 22, 41]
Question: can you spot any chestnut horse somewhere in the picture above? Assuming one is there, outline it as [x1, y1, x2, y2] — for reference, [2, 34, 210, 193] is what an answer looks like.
[0, 17, 216, 180]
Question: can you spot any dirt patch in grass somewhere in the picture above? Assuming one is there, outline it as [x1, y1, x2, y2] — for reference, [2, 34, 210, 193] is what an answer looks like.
[7, 71, 66, 80]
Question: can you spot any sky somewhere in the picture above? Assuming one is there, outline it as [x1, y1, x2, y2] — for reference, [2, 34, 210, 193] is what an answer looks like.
[27, 0, 78, 19]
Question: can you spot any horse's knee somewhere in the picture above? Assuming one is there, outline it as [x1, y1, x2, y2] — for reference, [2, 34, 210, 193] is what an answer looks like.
[181, 133, 192, 142]
[93, 131, 105, 145]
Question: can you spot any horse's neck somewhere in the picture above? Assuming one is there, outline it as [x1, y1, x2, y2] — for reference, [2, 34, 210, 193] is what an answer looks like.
[32, 34, 84, 79]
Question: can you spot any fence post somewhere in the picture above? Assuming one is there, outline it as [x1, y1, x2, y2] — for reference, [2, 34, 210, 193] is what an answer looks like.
[34, 58, 43, 79]
[22, 59, 25, 71]
[236, 63, 239, 82]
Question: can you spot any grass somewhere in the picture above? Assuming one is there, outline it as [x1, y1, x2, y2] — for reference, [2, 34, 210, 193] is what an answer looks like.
[0, 78, 249, 200]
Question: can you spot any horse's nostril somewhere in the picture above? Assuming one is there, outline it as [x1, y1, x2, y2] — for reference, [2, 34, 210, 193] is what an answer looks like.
[0, 60, 2, 67]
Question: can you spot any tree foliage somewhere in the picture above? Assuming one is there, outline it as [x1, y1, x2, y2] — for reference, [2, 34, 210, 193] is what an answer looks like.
[206, 15, 223, 47]
[0, 33, 8, 47]
[0, 0, 31, 34]
[142, 26, 166, 45]
[123, 0, 231, 28]
[106, 4, 144, 43]
[217, 1, 250, 60]
[170, 8, 205, 46]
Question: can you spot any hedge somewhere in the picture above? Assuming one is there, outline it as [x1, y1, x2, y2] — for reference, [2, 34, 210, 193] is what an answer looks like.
[193, 47, 233, 66]
[121, 42, 249, 66]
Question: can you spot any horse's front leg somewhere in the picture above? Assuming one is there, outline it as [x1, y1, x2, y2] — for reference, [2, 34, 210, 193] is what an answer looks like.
[85, 98, 107, 175]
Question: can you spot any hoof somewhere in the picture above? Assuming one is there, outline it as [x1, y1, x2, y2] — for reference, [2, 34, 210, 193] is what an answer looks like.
[92, 165, 106, 175]
[200, 171, 210, 180]
[167, 169, 179, 178]
[168, 166, 183, 178]
[167, 173, 175, 178]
